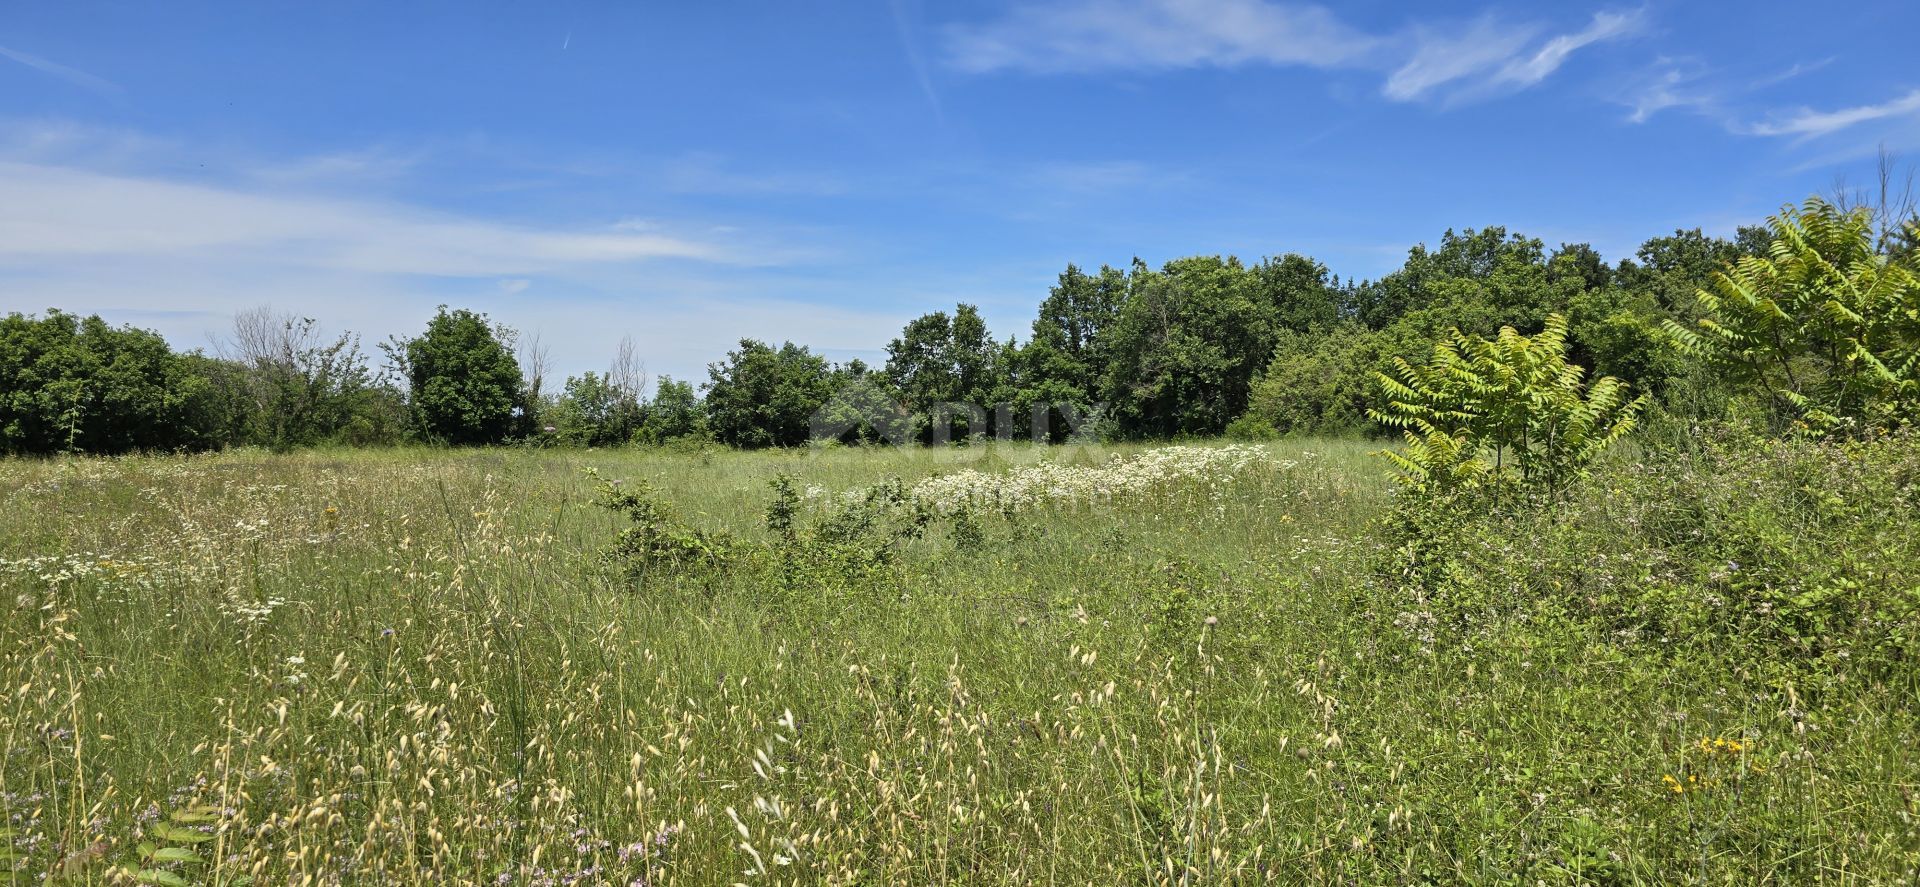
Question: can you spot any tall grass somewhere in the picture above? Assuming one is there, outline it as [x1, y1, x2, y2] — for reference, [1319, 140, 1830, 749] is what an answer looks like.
[2, 439, 1914, 884]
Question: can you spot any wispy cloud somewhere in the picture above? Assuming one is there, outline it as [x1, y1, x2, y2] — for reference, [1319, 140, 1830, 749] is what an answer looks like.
[0, 45, 120, 95]
[944, 0, 1380, 75]
[1385, 9, 1643, 103]
[1618, 56, 1840, 128]
[946, 1, 1640, 107]
[1749, 57, 1833, 91]
[1381, 16, 1539, 102]
[657, 153, 847, 197]
[1619, 59, 1715, 124]
[1489, 10, 1642, 90]
[1743, 89, 1920, 139]
[246, 147, 429, 185]
[0, 135, 874, 385]
[1028, 159, 1170, 192]
[888, 0, 947, 123]
[0, 161, 751, 275]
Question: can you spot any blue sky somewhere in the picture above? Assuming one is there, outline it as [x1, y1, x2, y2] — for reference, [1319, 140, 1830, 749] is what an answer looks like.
[4, 1, 1918, 385]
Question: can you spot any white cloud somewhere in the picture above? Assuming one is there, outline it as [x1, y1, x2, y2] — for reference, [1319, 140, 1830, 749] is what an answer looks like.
[944, 0, 1380, 74]
[1385, 9, 1642, 103]
[1620, 60, 1714, 124]
[11, 259, 912, 391]
[946, 2, 1640, 106]
[1749, 57, 1833, 91]
[1382, 16, 1538, 101]
[0, 161, 743, 275]
[1745, 89, 1920, 139]
[0, 131, 868, 384]
[0, 45, 119, 95]
[1491, 9, 1642, 90]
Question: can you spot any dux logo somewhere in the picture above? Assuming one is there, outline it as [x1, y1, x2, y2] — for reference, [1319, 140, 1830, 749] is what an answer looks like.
[809, 378, 1106, 445]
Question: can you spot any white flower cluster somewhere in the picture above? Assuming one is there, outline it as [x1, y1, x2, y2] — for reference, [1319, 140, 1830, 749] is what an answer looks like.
[905, 444, 1290, 515]
[0, 553, 160, 587]
[223, 592, 289, 627]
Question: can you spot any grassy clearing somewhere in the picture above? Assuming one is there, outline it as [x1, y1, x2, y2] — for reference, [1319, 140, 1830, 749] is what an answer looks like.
[1, 440, 1915, 884]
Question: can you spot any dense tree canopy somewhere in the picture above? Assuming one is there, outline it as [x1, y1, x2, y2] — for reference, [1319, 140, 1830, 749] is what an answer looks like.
[401, 307, 527, 446]
[703, 339, 838, 448]
[9, 191, 1906, 455]
[0, 310, 232, 455]
[885, 303, 1002, 440]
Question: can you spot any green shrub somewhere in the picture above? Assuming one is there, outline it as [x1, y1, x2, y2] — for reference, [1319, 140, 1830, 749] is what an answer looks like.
[591, 470, 734, 579]
[1666, 198, 1920, 435]
[1393, 426, 1920, 674]
[1372, 313, 1646, 497]
[1233, 324, 1378, 438]
[764, 473, 935, 599]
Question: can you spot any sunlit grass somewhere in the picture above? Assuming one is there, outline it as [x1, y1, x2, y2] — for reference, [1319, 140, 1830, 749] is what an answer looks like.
[1, 440, 1914, 884]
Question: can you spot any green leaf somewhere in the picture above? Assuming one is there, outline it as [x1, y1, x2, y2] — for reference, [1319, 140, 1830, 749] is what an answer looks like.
[169, 807, 220, 825]
[149, 847, 203, 864]
[151, 825, 214, 844]
[134, 870, 190, 887]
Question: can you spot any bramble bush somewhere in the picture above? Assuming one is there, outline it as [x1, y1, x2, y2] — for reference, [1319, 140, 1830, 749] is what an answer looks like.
[591, 469, 736, 581]
[1392, 425, 1920, 677]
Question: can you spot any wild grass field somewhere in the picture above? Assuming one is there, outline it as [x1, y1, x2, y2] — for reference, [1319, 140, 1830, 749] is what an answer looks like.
[2, 437, 1917, 885]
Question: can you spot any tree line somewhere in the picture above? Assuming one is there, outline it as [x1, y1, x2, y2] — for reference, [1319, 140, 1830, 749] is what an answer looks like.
[4, 187, 1916, 456]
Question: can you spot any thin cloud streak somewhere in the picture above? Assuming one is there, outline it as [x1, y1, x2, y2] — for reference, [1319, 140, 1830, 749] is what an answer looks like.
[946, 1, 1640, 107]
[1491, 9, 1643, 90]
[888, 0, 948, 124]
[1744, 89, 1920, 139]
[1382, 16, 1538, 101]
[943, 0, 1379, 75]
[1386, 8, 1643, 103]
[1620, 59, 1716, 124]
[0, 161, 754, 276]
[0, 45, 120, 94]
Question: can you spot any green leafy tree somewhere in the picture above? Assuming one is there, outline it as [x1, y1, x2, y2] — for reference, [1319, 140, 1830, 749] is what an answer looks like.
[548, 371, 631, 446]
[398, 307, 526, 445]
[1008, 265, 1127, 440]
[223, 307, 399, 450]
[1615, 228, 1748, 314]
[884, 303, 1003, 440]
[1349, 227, 1562, 331]
[702, 339, 835, 448]
[1372, 314, 1647, 495]
[1256, 253, 1343, 334]
[0, 310, 236, 454]
[636, 375, 705, 444]
[1564, 286, 1681, 393]
[1234, 323, 1381, 438]
[1666, 198, 1920, 434]
[1102, 256, 1286, 437]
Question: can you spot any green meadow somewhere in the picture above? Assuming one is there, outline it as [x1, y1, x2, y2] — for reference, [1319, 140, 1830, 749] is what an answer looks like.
[3, 437, 1915, 885]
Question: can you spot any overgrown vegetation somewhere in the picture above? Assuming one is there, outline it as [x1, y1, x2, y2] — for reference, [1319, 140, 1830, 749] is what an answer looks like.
[4, 191, 1920, 882]
[1667, 197, 1920, 435]
[3, 431, 1916, 883]
[14, 190, 1906, 456]
[1371, 313, 1647, 496]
